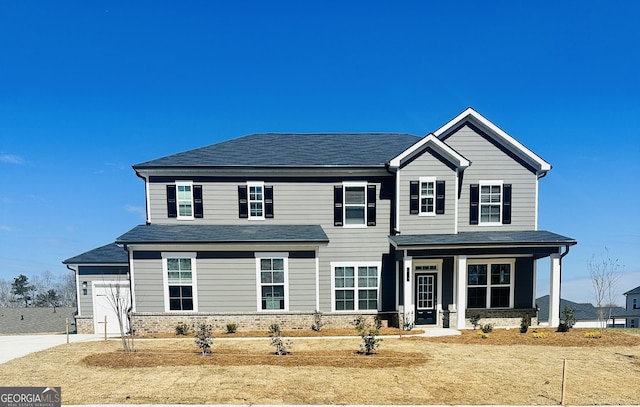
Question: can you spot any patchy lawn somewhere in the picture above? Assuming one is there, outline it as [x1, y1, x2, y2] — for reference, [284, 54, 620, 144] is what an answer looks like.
[1, 328, 639, 405]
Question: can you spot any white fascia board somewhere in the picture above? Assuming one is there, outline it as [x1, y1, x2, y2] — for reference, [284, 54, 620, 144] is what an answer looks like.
[388, 134, 470, 169]
[434, 107, 552, 172]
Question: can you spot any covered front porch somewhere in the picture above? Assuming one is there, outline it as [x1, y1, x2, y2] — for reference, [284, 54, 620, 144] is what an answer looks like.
[389, 230, 577, 329]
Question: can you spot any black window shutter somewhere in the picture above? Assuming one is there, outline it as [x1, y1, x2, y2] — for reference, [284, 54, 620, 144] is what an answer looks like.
[436, 180, 446, 215]
[502, 184, 512, 224]
[333, 185, 343, 226]
[367, 184, 376, 226]
[409, 181, 419, 214]
[167, 185, 177, 218]
[470, 184, 479, 225]
[238, 185, 248, 218]
[264, 185, 274, 218]
[193, 185, 203, 218]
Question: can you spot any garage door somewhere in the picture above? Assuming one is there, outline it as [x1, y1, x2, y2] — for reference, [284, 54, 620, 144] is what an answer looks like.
[93, 281, 130, 335]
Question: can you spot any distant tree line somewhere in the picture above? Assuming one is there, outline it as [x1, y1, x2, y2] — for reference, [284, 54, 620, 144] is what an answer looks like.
[0, 271, 76, 308]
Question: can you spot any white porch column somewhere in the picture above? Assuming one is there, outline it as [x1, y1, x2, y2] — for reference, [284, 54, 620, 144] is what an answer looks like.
[549, 253, 561, 327]
[403, 256, 413, 324]
[456, 255, 467, 329]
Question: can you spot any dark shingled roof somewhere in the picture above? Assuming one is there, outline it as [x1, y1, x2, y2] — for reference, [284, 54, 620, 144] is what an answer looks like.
[117, 224, 329, 244]
[62, 243, 128, 265]
[0, 307, 77, 334]
[133, 133, 421, 169]
[389, 230, 577, 247]
[623, 285, 640, 295]
[536, 295, 625, 322]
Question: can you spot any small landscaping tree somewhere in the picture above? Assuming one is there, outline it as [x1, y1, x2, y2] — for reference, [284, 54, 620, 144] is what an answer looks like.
[557, 306, 576, 332]
[268, 323, 291, 355]
[194, 323, 213, 355]
[311, 310, 324, 332]
[354, 315, 382, 355]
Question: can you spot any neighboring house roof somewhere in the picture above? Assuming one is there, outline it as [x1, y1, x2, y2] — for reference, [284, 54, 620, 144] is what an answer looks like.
[434, 107, 552, 173]
[623, 285, 640, 295]
[116, 224, 330, 244]
[133, 133, 420, 169]
[536, 296, 625, 322]
[62, 243, 128, 265]
[0, 307, 77, 334]
[389, 230, 576, 248]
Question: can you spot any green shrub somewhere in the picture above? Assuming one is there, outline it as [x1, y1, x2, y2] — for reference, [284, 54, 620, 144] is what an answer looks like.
[480, 323, 493, 334]
[311, 310, 323, 332]
[175, 323, 189, 336]
[470, 314, 481, 330]
[520, 315, 531, 333]
[226, 323, 237, 334]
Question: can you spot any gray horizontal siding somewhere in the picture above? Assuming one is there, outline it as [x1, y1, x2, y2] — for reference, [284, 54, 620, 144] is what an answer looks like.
[288, 257, 316, 311]
[444, 125, 537, 232]
[398, 152, 457, 235]
[197, 258, 256, 312]
[131, 259, 165, 312]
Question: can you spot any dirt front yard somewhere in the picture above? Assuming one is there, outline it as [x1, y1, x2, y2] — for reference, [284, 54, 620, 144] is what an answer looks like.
[0, 328, 639, 405]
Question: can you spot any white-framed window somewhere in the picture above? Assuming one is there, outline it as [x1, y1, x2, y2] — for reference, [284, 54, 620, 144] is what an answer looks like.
[256, 254, 288, 311]
[331, 262, 381, 311]
[343, 182, 367, 226]
[479, 180, 503, 225]
[162, 253, 197, 311]
[248, 181, 264, 220]
[176, 181, 194, 219]
[419, 177, 436, 216]
[467, 259, 514, 309]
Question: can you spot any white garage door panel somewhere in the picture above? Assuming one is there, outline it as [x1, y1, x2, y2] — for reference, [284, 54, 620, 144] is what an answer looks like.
[93, 282, 130, 335]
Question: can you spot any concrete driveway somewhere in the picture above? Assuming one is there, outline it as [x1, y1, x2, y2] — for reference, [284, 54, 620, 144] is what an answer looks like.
[0, 334, 100, 364]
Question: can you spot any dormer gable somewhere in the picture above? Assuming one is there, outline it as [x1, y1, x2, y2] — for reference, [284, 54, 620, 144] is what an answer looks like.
[388, 133, 470, 171]
[434, 107, 551, 174]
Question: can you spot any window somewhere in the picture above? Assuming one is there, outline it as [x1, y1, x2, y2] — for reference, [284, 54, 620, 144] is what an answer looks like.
[163, 254, 197, 311]
[238, 183, 273, 219]
[480, 182, 502, 224]
[634, 298, 638, 309]
[420, 177, 435, 215]
[166, 183, 203, 219]
[332, 263, 380, 311]
[249, 182, 264, 218]
[469, 182, 511, 225]
[177, 182, 193, 218]
[257, 255, 288, 311]
[333, 183, 376, 227]
[410, 179, 445, 215]
[467, 260, 513, 309]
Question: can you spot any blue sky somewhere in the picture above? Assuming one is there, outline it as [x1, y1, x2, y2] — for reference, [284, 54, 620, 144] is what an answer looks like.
[0, 1, 638, 305]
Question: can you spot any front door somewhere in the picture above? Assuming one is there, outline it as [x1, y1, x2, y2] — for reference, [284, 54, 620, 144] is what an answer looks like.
[415, 273, 437, 325]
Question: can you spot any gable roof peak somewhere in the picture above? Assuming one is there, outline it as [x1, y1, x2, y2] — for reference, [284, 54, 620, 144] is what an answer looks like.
[435, 107, 552, 173]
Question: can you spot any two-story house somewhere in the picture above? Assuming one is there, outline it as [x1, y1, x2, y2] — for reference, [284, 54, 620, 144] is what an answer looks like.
[622, 286, 640, 328]
[63, 108, 576, 335]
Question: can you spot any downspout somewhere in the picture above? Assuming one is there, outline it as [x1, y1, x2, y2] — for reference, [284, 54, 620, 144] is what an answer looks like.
[384, 162, 400, 235]
[66, 265, 79, 318]
[134, 169, 151, 225]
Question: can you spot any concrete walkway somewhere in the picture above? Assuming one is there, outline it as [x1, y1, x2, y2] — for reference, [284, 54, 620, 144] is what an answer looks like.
[0, 334, 100, 364]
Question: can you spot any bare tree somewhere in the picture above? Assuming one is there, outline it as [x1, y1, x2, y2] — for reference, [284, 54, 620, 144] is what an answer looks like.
[589, 248, 624, 334]
[53, 271, 77, 307]
[103, 278, 134, 353]
[0, 279, 17, 307]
